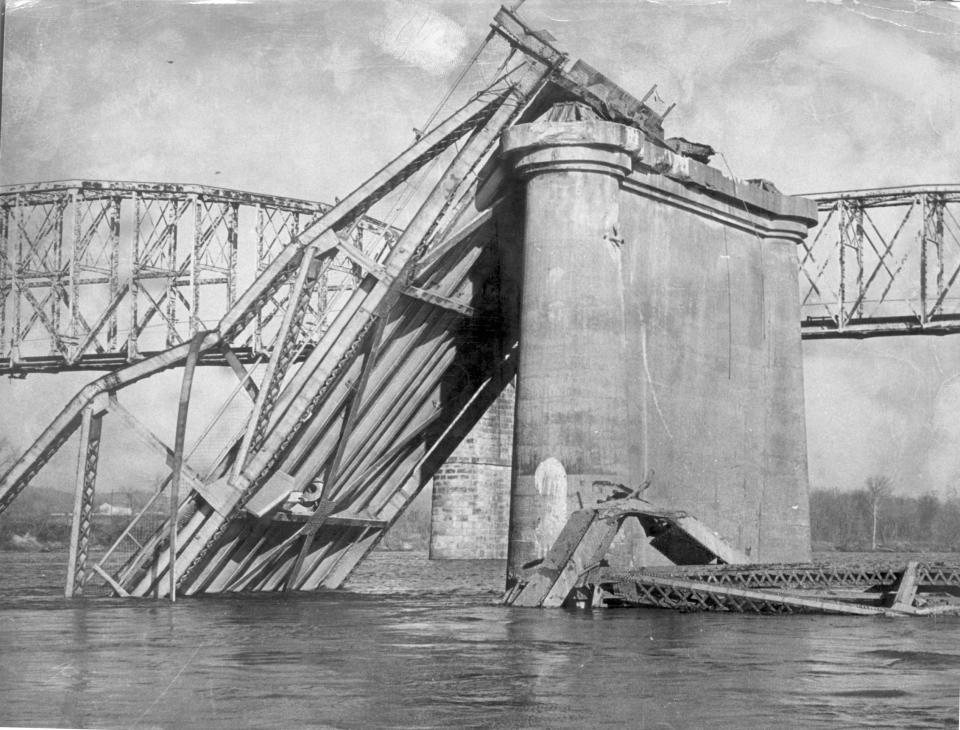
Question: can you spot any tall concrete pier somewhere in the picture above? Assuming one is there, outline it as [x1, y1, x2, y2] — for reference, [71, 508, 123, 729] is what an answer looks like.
[503, 108, 818, 582]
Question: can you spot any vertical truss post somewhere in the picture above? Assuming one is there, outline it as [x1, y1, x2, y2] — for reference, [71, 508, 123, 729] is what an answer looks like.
[190, 195, 201, 336]
[0, 203, 8, 358]
[920, 194, 928, 325]
[11, 196, 22, 364]
[128, 193, 142, 360]
[288, 213, 300, 303]
[51, 197, 64, 354]
[935, 197, 944, 306]
[254, 204, 266, 352]
[227, 202, 239, 306]
[318, 268, 329, 337]
[165, 198, 180, 347]
[65, 397, 106, 598]
[853, 204, 864, 320]
[107, 196, 121, 349]
[929, 194, 945, 319]
[68, 189, 81, 341]
[169, 332, 205, 603]
[838, 200, 848, 331]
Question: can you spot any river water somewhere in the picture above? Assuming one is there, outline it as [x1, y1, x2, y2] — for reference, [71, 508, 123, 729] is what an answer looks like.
[1, 549, 959, 729]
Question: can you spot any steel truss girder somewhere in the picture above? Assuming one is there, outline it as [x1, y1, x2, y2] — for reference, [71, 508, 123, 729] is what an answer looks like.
[0, 182, 400, 370]
[0, 6, 713, 599]
[65, 399, 106, 597]
[802, 185, 960, 338]
[597, 561, 960, 615]
[154, 62, 547, 599]
[0, 47, 546, 599]
[604, 561, 960, 591]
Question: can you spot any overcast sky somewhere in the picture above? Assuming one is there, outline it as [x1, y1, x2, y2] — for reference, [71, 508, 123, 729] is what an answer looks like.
[2, 0, 960, 498]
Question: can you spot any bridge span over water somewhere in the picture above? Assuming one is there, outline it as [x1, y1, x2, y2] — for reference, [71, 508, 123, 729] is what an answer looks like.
[3, 181, 960, 374]
[1, 6, 957, 601]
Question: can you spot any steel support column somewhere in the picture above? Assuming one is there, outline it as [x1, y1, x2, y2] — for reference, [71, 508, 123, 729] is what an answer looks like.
[107, 196, 121, 349]
[165, 199, 180, 348]
[128, 193, 142, 360]
[65, 399, 105, 598]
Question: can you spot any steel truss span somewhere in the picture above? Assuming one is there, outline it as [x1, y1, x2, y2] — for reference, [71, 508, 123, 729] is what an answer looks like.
[2, 3, 958, 601]
[596, 561, 960, 616]
[803, 185, 960, 339]
[0, 180, 399, 372]
[0, 6, 566, 598]
[6, 184, 960, 371]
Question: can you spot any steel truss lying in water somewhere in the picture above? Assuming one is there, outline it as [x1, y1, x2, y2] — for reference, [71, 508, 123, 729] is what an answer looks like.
[503, 497, 960, 616]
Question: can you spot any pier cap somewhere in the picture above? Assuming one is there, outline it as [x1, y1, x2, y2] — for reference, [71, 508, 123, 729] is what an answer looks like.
[502, 105, 819, 240]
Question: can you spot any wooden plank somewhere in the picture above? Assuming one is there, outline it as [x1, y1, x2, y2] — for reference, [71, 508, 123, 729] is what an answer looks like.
[540, 516, 621, 608]
[402, 285, 476, 318]
[593, 499, 749, 565]
[244, 470, 296, 518]
[511, 510, 598, 607]
[672, 515, 750, 565]
[890, 561, 919, 613]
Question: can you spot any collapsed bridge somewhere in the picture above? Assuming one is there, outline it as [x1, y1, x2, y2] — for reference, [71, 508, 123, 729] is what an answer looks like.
[2, 7, 959, 602]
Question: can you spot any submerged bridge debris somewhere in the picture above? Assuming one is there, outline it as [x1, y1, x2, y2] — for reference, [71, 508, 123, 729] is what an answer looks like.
[503, 499, 960, 616]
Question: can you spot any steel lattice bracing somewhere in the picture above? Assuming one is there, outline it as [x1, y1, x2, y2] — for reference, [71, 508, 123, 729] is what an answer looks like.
[7, 185, 960, 368]
[2, 7, 662, 598]
[802, 186, 960, 339]
[594, 561, 960, 615]
[3, 5, 958, 600]
[0, 181, 399, 372]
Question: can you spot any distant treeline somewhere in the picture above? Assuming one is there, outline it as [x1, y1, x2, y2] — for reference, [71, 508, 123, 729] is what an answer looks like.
[0, 486, 144, 550]
[810, 487, 960, 550]
[5, 482, 960, 553]
[0, 483, 436, 552]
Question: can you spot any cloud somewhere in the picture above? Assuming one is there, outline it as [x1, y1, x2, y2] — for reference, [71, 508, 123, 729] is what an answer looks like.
[370, 1, 468, 76]
[6, 0, 44, 11]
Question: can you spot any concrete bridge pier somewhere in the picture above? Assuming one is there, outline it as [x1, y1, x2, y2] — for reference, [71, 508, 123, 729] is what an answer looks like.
[502, 111, 819, 584]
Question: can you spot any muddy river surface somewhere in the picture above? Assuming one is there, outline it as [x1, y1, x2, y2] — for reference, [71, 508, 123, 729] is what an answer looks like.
[1, 549, 959, 729]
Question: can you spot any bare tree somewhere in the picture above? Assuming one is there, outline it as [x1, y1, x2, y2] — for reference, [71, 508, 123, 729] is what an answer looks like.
[866, 475, 893, 549]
